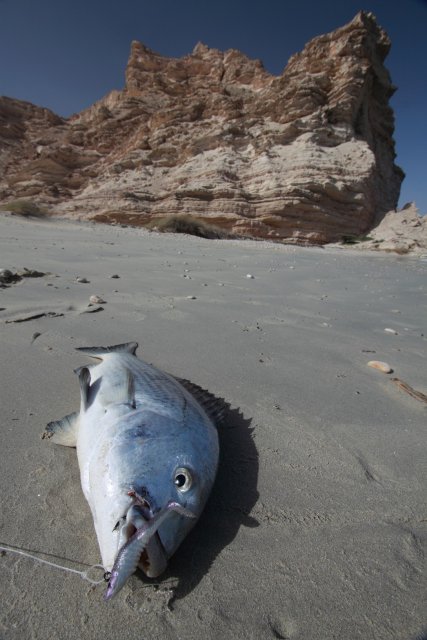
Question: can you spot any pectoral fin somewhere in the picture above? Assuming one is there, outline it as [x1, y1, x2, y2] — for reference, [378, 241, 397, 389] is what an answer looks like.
[74, 365, 101, 411]
[42, 411, 79, 446]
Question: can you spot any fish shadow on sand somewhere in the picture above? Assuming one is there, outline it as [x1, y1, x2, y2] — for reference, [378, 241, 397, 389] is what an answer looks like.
[141, 404, 259, 601]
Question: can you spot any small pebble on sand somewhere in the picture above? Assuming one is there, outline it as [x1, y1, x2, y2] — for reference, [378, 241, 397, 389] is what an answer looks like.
[246, 274, 254, 279]
[76, 277, 90, 284]
[367, 360, 393, 374]
[186, 295, 197, 300]
[90, 295, 106, 304]
[384, 328, 398, 335]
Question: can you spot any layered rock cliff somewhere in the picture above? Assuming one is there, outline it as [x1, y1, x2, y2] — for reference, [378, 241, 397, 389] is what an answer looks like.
[0, 12, 404, 243]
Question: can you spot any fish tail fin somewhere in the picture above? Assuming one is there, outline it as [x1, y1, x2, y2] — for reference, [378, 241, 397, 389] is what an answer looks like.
[75, 342, 138, 359]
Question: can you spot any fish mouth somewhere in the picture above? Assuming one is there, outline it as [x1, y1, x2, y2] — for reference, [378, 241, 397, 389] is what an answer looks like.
[117, 495, 168, 578]
[106, 500, 196, 600]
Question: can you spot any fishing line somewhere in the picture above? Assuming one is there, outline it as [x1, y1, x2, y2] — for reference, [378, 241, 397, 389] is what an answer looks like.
[0, 543, 106, 585]
[0, 543, 178, 591]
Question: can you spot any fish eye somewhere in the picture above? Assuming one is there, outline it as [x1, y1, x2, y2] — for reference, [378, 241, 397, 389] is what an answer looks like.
[174, 468, 192, 492]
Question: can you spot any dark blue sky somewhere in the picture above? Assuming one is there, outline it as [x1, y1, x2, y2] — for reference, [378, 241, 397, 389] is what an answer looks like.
[1, 0, 426, 212]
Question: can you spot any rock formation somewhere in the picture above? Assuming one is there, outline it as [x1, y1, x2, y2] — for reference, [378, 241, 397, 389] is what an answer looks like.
[0, 12, 404, 243]
[352, 203, 427, 253]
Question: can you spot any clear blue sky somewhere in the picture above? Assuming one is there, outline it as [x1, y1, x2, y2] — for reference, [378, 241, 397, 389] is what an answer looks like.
[1, 0, 426, 212]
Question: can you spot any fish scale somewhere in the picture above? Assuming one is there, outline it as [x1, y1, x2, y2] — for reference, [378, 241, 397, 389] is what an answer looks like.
[92, 355, 188, 419]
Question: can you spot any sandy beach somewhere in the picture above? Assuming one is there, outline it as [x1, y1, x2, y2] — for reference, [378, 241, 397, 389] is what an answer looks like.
[0, 213, 426, 640]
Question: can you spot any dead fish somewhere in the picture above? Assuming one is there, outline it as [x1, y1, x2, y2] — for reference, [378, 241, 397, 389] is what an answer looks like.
[44, 342, 221, 599]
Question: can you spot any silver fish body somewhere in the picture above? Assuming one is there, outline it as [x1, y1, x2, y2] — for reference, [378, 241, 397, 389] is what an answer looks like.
[44, 342, 220, 594]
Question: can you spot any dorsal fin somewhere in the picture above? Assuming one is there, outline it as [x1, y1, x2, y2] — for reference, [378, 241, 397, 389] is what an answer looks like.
[75, 342, 138, 359]
[175, 378, 227, 425]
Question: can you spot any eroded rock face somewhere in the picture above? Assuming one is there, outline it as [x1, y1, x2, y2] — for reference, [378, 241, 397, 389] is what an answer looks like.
[353, 203, 427, 253]
[0, 12, 404, 243]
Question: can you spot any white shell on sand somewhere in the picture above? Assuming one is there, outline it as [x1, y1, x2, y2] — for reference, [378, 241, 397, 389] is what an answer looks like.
[384, 328, 398, 335]
[367, 360, 393, 374]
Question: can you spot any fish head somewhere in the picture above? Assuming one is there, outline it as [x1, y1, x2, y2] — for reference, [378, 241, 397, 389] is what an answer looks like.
[103, 413, 219, 579]
[144, 457, 216, 562]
